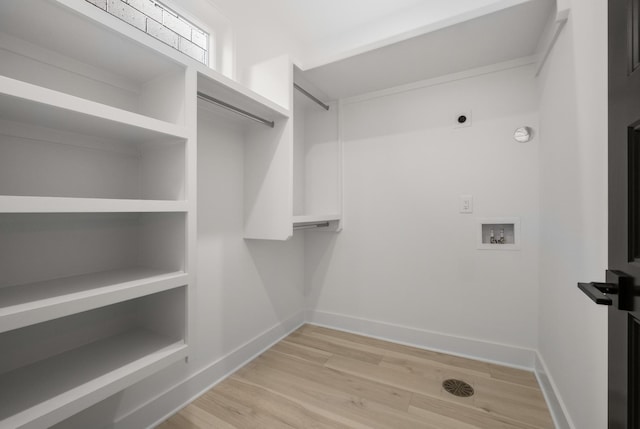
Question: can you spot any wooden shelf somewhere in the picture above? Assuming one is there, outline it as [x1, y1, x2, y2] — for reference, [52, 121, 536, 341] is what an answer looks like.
[0, 196, 188, 214]
[0, 268, 187, 334]
[0, 329, 187, 429]
[0, 76, 188, 143]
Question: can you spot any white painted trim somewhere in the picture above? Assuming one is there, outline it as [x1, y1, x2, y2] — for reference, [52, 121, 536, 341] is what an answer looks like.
[109, 311, 305, 429]
[336, 99, 344, 232]
[306, 310, 536, 370]
[342, 56, 538, 105]
[534, 352, 575, 429]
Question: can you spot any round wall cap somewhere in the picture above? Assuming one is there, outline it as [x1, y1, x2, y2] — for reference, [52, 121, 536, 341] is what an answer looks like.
[514, 127, 532, 143]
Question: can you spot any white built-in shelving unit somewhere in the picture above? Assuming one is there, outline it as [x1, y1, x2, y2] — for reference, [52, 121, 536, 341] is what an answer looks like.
[0, 291, 186, 429]
[197, 63, 294, 241]
[0, 0, 192, 427]
[0, 0, 333, 426]
[196, 60, 342, 240]
[293, 66, 342, 232]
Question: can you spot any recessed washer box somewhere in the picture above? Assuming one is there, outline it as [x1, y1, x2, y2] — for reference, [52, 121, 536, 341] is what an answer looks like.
[477, 217, 521, 250]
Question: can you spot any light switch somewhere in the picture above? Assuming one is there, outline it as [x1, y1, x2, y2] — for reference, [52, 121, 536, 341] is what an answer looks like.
[460, 195, 473, 214]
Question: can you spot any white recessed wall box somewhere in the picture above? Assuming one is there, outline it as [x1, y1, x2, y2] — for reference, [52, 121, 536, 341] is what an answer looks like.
[477, 217, 521, 250]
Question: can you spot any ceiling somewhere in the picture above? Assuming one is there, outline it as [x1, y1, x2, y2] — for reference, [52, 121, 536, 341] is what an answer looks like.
[250, 0, 550, 68]
[260, 0, 428, 47]
[301, 0, 554, 100]
[221, 0, 554, 100]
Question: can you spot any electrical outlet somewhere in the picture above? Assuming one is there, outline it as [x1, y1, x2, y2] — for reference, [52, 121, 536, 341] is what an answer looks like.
[460, 195, 473, 213]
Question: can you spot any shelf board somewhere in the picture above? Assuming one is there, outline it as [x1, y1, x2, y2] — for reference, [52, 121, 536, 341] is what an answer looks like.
[0, 0, 184, 88]
[293, 214, 341, 225]
[0, 76, 188, 144]
[0, 268, 188, 334]
[0, 329, 187, 429]
[0, 196, 188, 214]
[197, 69, 290, 125]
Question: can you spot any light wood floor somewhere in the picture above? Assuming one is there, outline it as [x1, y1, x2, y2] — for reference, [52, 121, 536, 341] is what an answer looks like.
[157, 325, 554, 428]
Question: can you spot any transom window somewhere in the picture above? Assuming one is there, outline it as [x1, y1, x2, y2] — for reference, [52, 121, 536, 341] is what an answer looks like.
[86, 0, 210, 66]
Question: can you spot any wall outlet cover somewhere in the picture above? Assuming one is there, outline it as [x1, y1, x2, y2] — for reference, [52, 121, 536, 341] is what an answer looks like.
[460, 195, 473, 213]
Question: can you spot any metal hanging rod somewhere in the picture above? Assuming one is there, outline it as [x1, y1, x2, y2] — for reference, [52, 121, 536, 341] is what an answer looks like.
[197, 91, 275, 128]
[293, 83, 330, 111]
[293, 221, 330, 231]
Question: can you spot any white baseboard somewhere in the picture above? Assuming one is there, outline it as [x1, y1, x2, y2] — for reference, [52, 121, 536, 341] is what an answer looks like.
[534, 352, 574, 429]
[110, 311, 305, 429]
[306, 310, 537, 370]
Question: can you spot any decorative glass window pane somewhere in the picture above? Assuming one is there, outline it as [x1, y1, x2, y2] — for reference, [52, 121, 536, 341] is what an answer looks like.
[86, 0, 210, 66]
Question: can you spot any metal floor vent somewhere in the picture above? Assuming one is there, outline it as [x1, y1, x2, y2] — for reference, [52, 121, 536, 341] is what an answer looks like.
[442, 379, 475, 397]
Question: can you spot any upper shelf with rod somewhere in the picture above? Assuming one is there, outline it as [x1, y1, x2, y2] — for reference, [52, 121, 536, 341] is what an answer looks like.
[197, 69, 290, 126]
[293, 65, 333, 112]
[292, 64, 342, 234]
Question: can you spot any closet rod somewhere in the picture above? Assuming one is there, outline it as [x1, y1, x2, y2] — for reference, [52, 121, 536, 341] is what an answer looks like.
[294, 83, 330, 111]
[293, 221, 330, 230]
[197, 91, 275, 128]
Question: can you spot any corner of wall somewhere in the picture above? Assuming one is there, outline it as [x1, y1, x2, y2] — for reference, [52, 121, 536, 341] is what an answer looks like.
[245, 54, 293, 111]
[534, 352, 574, 429]
[306, 310, 537, 370]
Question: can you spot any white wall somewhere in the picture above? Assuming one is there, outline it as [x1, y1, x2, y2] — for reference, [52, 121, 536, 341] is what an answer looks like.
[159, 0, 301, 93]
[536, 1, 608, 428]
[197, 0, 302, 86]
[306, 65, 541, 361]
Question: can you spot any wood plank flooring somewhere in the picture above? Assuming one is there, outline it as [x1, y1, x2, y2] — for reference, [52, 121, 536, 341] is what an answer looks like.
[157, 325, 554, 428]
